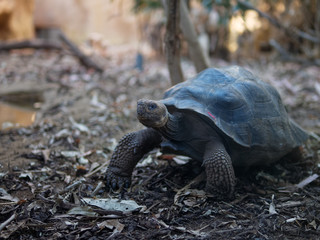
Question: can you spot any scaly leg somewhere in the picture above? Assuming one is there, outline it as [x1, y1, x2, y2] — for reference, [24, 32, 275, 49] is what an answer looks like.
[203, 141, 235, 199]
[106, 128, 162, 191]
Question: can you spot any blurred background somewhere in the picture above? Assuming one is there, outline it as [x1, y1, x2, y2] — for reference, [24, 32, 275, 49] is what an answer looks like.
[0, 2, 320, 239]
[1, 0, 319, 62]
[1, 0, 319, 131]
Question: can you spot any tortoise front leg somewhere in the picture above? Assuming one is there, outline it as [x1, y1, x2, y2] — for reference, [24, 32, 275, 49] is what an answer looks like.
[106, 128, 162, 191]
[203, 141, 236, 199]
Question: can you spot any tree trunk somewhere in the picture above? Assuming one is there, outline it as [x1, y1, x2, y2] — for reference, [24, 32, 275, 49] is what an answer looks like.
[164, 0, 184, 85]
[180, 0, 210, 72]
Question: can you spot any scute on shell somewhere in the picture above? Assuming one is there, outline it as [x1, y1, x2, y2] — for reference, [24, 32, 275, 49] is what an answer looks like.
[161, 66, 308, 152]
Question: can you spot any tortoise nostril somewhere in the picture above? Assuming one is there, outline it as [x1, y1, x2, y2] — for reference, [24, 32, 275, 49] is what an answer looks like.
[137, 104, 144, 115]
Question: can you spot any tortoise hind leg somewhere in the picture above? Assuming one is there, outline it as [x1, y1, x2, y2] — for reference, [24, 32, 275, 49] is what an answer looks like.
[283, 146, 306, 162]
[106, 128, 162, 191]
[203, 141, 236, 199]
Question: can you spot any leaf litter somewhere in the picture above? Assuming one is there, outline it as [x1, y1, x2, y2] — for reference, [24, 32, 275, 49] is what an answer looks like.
[0, 50, 319, 239]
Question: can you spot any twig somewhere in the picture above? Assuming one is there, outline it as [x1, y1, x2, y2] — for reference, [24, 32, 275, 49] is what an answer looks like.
[300, 189, 320, 203]
[144, 201, 161, 213]
[277, 201, 303, 208]
[92, 181, 104, 196]
[0, 213, 16, 232]
[0, 33, 104, 72]
[0, 39, 62, 50]
[269, 39, 320, 66]
[237, 0, 320, 44]
[296, 174, 319, 189]
[269, 39, 289, 58]
[213, 226, 248, 234]
[84, 161, 109, 178]
[58, 30, 104, 72]
[154, 218, 207, 237]
[59, 177, 86, 195]
[176, 171, 206, 192]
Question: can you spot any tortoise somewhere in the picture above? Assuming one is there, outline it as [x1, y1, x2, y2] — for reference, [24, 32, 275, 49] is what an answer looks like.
[105, 66, 308, 198]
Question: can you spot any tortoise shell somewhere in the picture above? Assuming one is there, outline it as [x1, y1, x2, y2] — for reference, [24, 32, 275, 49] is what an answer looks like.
[160, 66, 308, 158]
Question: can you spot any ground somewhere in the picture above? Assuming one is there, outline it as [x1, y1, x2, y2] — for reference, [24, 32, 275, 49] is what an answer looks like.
[0, 50, 319, 240]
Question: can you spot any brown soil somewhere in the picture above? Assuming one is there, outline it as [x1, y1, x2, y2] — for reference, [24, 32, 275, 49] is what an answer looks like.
[0, 50, 319, 239]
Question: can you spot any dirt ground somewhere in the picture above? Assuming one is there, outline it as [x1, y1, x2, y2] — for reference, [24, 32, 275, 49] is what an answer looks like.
[0, 50, 320, 239]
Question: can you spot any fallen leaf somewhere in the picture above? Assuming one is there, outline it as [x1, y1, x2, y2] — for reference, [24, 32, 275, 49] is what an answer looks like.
[315, 82, 320, 96]
[82, 198, 144, 214]
[61, 151, 81, 158]
[90, 92, 107, 110]
[19, 172, 33, 180]
[269, 195, 277, 215]
[173, 155, 191, 165]
[309, 220, 317, 230]
[41, 149, 51, 162]
[286, 216, 307, 223]
[295, 174, 319, 189]
[98, 219, 124, 233]
[0, 188, 19, 203]
[69, 116, 90, 133]
[55, 129, 71, 139]
[136, 154, 154, 167]
[67, 206, 98, 217]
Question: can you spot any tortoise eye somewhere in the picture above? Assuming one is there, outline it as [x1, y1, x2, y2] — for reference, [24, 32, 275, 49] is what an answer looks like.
[148, 103, 157, 111]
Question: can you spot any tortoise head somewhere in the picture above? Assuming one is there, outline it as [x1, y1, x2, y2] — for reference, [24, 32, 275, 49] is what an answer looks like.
[137, 99, 168, 128]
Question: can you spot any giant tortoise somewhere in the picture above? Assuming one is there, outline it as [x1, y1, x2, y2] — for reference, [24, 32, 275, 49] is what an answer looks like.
[105, 66, 308, 198]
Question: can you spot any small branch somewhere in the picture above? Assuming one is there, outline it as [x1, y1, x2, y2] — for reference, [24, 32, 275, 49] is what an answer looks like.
[0, 213, 16, 232]
[84, 161, 109, 178]
[91, 181, 104, 196]
[0, 39, 62, 51]
[153, 217, 207, 237]
[269, 39, 289, 57]
[0, 32, 104, 72]
[269, 39, 320, 66]
[237, 0, 320, 44]
[237, 0, 281, 28]
[293, 28, 320, 43]
[58, 177, 86, 195]
[296, 174, 319, 189]
[58, 30, 104, 72]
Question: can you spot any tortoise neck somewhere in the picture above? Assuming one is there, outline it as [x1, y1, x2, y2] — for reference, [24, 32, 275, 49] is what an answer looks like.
[157, 112, 182, 139]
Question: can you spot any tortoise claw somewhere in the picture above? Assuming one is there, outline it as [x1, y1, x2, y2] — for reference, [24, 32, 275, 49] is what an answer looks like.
[105, 167, 131, 192]
[124, 180, 130, 189]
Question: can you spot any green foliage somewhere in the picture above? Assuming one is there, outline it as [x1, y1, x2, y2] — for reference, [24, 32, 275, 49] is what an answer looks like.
[202, 0, 213, 11]
[132, 0, 162, 13]
[131, 0, 250, 26]
[214, 0, 232, 8]
[201, 0, 251, 26]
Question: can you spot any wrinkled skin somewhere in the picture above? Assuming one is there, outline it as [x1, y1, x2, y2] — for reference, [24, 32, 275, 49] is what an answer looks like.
[105, 128, 162, 190]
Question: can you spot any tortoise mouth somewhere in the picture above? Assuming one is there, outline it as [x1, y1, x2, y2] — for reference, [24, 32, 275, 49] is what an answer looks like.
[137, 99, 168, 128]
